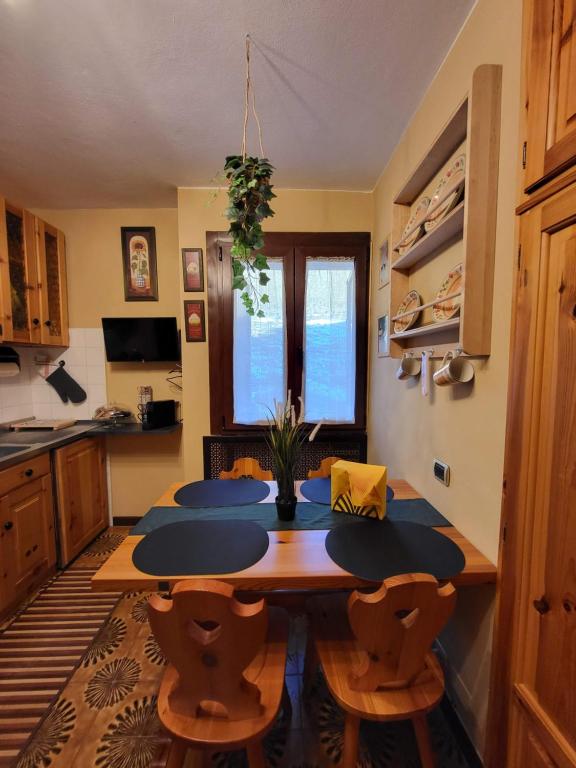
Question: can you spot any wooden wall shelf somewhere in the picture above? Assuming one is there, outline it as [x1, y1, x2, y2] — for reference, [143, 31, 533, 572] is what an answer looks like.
[390, 317, 460, 341]
[389, 64, 502, 359]
[393, 202, 465, 270]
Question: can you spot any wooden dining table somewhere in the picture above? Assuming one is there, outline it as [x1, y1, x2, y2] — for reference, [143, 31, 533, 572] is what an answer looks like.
[91, 479, 496, 593]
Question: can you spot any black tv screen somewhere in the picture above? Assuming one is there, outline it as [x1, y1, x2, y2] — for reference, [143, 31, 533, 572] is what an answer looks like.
[102, 317, 180, 362]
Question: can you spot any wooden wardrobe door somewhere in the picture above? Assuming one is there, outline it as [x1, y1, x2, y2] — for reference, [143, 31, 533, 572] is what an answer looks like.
[507, 186, 576, 767]
[524, 0, 576, 193]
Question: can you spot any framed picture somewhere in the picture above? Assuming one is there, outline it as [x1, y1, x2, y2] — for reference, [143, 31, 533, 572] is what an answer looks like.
[377, 314, 389, 357]
[184, 300, 206, 342]
[378, 237, 390, 288]
[121, 227, 158, 301]
[182, 248, 204, 292]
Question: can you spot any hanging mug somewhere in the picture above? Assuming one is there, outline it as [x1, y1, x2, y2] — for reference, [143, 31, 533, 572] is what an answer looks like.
[396, 353, 421, 380]
[433, 350, 474, 386]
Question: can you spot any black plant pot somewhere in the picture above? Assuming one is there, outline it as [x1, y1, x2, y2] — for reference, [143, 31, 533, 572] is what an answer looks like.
[275, 495, 297, 522]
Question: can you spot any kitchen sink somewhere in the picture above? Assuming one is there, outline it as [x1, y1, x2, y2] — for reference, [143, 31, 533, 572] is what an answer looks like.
[0, 445, 31, 458]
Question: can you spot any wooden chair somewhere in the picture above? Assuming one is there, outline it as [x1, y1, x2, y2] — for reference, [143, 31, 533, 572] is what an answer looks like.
[306, 573, 456, 768]
[307, 456, 341, 478]
[148, 579, 288, 768]
[219, 457, 273, 480]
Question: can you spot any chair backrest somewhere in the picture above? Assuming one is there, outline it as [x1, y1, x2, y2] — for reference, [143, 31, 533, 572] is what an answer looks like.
[219, 457, 273, 480]
[347, 573, 456, 692]
[148, 579, 268, 720]
[308, 456, 341, 478]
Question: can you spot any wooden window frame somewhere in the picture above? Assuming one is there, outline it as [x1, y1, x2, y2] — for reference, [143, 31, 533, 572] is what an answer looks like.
[207, 231, 370, 434]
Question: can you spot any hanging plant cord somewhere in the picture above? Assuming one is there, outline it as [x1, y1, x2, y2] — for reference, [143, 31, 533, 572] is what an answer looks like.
[242, 35, 264, 159]
[224, 34, 276, 317]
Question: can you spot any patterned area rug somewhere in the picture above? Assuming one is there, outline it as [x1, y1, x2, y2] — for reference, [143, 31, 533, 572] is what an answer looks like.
[11, 528, 472, 768]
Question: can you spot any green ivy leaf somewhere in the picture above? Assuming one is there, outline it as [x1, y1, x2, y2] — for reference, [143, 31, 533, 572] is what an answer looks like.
[253, 254, 269, 271]
[232, 259, 245, 276]
[232, 275, 247, 290]
[260, 294, 270, 304]
[259, 271, 270, 286]
[256, 310, 265, 318]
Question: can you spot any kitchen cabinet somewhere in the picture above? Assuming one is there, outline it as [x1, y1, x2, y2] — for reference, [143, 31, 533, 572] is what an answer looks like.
[36, 216, 69, 346]
[54, 437, 108, 566]
[0, 199, 69, 346]
[0, 199, 41, 344]
[522, 0, 576, 195]
[0, 454, 55, 617]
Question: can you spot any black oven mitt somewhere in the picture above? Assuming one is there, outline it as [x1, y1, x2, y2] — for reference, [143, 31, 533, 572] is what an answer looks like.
[45, 366, 87, 404]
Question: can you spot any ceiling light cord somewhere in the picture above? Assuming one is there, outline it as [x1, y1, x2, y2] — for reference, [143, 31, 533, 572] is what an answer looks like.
[242, 34, 265, 159]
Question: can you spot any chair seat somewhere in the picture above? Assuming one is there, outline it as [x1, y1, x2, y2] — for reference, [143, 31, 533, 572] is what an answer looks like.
[157, 606, 288, 750]
[308, 593, 445, 722]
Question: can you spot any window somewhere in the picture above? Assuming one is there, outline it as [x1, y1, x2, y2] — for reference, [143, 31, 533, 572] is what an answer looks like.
[207, 232, 370, 432]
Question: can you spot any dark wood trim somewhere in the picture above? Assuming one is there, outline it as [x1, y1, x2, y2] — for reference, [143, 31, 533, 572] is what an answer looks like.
[113, 516, 141, 526]
[517, 165, 576, 215]
[207, 231, 370, 434]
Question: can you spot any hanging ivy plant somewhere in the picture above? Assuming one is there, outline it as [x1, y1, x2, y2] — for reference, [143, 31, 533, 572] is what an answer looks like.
[224, 154, 276, 317]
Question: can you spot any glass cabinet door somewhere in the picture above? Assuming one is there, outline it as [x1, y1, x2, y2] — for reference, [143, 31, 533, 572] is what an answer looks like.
[37, 218, 69, 346]
[0, 200, 40, 343]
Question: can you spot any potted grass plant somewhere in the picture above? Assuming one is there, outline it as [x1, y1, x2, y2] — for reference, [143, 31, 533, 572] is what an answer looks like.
[266, 394, 321, 521]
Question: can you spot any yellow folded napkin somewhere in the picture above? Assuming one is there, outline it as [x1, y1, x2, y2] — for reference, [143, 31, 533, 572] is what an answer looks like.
[331, 460, 388, 520]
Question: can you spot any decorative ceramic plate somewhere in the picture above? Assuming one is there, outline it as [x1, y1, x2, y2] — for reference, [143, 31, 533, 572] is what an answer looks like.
[424, 154, 466, 232]
[397, 196, 431, 253]
[393, 290, 422, 334]
[433, 264, 464, 322]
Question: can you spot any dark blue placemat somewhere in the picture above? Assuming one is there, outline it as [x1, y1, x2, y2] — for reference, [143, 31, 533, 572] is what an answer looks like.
[173, 478, 269, 507]
[132, 498, 451, 535]
[132, 519, 270, 576]
[325, 519, 465, 582]
[300, 477, 395, 505]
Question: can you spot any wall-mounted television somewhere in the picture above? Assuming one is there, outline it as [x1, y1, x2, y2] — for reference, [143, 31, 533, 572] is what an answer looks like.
[102, 317, 180, 362]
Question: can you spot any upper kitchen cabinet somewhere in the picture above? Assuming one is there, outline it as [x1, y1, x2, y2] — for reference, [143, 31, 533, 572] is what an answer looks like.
[0, 199, 41, 344]
[521, 0, 576, 196]
[0, 202, 69, 347]
[36, 217, 69, 346]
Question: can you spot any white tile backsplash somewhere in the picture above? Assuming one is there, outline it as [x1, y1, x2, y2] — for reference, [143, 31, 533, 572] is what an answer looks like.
[0, 328, 108, 424]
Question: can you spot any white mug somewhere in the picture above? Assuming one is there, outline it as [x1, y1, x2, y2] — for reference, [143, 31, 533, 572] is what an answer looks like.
[396, 354, 421, 380]
[433, 350, 474, 386]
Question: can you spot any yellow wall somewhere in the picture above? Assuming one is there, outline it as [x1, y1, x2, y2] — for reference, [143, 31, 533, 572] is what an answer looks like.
[32, 208, 184, 518]
[368, 0, 522, 753]
[177, 188, 373, 481]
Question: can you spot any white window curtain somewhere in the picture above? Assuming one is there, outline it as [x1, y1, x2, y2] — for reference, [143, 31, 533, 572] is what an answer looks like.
[233, 258, 286, 424]
[303, 257, 356, 423]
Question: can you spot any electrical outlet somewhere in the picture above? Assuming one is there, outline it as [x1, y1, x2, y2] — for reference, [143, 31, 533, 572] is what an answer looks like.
[433, 459, 450, 486]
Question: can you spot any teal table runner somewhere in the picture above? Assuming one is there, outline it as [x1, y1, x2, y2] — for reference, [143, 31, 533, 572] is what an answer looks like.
[131, 498, 451, 535]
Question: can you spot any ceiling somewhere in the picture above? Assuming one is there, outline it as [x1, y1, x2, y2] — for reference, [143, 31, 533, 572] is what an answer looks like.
[0, 0, 475, 208]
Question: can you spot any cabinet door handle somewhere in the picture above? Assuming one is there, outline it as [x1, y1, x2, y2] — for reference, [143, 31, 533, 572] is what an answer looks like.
[44, 319, 52, 327]
[25, 549, 31, 557]
[3, 521, 13, 531]
[533, 596, 550, 615]
[32, 544, 38, 552]
[24, 468, 34, 477]
[32, 318, 40, 326]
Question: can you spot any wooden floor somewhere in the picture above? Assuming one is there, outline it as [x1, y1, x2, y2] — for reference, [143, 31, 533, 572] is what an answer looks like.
[0, 545, 122, 767]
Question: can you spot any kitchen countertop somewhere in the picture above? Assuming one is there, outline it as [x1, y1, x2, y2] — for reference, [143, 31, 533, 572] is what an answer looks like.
[0, 420, 182, 470]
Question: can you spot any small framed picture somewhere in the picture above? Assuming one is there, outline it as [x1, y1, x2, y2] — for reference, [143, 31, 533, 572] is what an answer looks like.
[378, 237, 390, 288]
[184, 300, 206, 342]
[377, 314, 389, 357]
[121, 227, 159, 301]
[182, 248, 204, 292]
